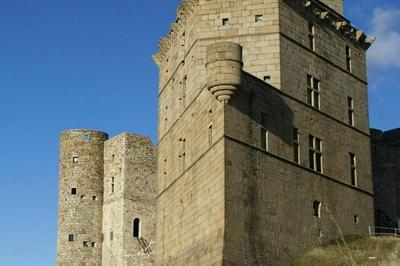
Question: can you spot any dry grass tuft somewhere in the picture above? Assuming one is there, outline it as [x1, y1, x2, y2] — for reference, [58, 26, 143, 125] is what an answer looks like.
[290, 236, 400, 266]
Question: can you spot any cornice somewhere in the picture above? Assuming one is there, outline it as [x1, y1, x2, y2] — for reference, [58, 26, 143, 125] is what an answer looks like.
[305, 0, 375, 50]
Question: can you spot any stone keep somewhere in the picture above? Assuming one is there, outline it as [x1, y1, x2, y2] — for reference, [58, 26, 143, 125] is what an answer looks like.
[154, 0, 375, 265]
[56, 131, 157, 265]
[57, 130, 107, 266]
[102, 133, 157, 266]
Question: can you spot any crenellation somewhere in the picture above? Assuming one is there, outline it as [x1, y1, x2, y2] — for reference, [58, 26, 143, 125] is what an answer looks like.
[153, 0, 199, 66]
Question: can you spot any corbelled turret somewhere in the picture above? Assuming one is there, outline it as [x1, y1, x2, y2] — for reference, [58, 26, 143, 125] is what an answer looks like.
[206, 42, 243, 103]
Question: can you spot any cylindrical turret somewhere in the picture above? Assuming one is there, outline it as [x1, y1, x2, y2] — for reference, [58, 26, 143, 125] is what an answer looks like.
[56, 129, 108, 266]
[206, 42, 243, 103]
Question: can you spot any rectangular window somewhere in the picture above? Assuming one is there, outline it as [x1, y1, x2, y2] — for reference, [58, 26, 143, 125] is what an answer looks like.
[179, 138, 186, 173]
[110, 231, 113, 241]
[308, 22, 315, 51]
[309, 135, 323, 173]
[83, 241, 89, 247]
[111, 177, 115, 193]
[72, 156, 79, 163]
[68, 234, 75, 242]
[307, 75, 320, 109]
[346, 46, 352, 72]
[313, 201, 321, 218]
[71, 188, 77, 195]
[260, 128, 268, 151]
[260, 112, 268, 151]
[180, 76, 187, 111]
[222, 18, 230, 26]
[255, 15, 263, 22]
[293, 128, 300, 164]
[348, 97, 354, 126]
[208, 124, 213, 147]
[350, 153, 357, 186]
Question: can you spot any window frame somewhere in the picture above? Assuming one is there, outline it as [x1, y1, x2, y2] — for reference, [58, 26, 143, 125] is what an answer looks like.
[111, 177, 115, 194]
[293, 128, 300, 164]
[309, 135, 323, 173]
[348, 97, 355, 126]
[313, 200, 322, 218]
[255, 15, 263, 23]
[72, 156, 79, 164]
[346, 45, 352, 72]
[222, 18, 230, 26]
[133, 218, 141, 238]
[308, 22, 315, 51]
[350, 153, 357, 186]
[307, 75, 320, 109]
[260, 112, 268, 151]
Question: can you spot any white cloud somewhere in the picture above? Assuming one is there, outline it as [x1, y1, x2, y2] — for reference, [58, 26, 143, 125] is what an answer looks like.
[367, 8, 400, 68]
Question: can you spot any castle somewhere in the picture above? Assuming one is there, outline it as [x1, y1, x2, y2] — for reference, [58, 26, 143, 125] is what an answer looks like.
[57, 131, 157, 265]
[56, 0, 399, 265]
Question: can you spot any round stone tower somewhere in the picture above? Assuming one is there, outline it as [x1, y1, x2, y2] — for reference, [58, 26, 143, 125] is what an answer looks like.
[206, 42, 243, 103]
[56, 129, 108, 266]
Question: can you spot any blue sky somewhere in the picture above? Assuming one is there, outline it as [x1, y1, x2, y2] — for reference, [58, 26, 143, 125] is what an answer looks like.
[0, 1, 398, 265]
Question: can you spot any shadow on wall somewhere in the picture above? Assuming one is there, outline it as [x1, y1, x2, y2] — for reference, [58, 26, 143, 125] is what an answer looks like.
[371, 128, 400, 229]
[227, 71, 295, 147]
[224, 71, 295, 263]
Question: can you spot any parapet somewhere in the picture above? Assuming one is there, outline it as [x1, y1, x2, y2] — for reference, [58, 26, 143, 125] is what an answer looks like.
[304, 0, 375, 50]
[153, 0, 199, 65]
[61, 129, 109, 141]
[206, 42, 243, 103]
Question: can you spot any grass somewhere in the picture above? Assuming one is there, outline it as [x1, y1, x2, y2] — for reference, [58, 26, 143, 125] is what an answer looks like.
[290, 235, 400, 266]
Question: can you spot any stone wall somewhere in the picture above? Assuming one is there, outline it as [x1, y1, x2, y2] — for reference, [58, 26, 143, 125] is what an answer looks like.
[122, 134, 157, 266]
[223, 73, 374, 265]
[155, 0, 374, 265]
[57, 131, 157, 266]
[103, 135, 126, 266]
[280, 0, 369, 134]
[57, 129, 108, 266]
[102, 133, 157, 266]
[319, 0, 344, 15]
[371, 129, 400, 229]
[156, 87, 226, 265]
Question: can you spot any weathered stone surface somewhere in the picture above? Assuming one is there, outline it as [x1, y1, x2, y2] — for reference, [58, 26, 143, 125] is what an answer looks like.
[154, 0, 374, 265]
[57, 131, 157, 266]
[206, 42, 243, 102]
[319, 0, 343, 14]
[102, 133, 157, 266]
[57, 0, 386, 265]
[57, 129, 108, 266]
